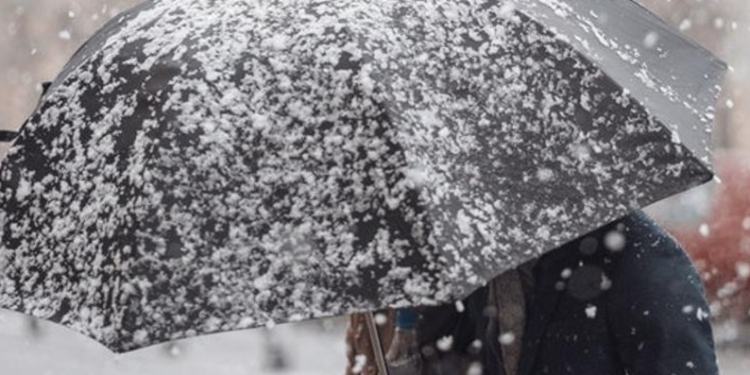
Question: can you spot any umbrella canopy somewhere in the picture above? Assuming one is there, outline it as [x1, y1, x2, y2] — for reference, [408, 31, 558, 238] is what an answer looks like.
[0, 0, 725, 352]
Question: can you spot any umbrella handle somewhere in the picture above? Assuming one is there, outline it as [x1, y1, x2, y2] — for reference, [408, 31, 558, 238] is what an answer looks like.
[365, 311, 391, 375]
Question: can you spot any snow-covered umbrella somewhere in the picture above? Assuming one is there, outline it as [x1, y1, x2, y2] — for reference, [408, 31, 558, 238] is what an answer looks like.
[0, 0, 724, 354]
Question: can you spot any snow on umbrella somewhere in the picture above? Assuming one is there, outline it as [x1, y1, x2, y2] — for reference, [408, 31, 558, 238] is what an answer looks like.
[0, 0, 725, 352]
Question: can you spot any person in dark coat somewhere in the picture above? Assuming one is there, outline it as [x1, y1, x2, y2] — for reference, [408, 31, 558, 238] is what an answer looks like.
[346, 211, 719, 375]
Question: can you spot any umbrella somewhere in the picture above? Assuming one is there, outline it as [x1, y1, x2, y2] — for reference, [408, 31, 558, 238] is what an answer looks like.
[0, 0, 725, 353]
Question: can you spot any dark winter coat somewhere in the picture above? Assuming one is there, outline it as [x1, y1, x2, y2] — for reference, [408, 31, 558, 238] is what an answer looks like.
[510, 211, 717, 375]
[346, 211, 719, 375]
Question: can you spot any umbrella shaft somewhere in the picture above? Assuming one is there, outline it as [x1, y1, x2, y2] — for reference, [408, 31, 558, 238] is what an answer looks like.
[365, 312, 390, 375]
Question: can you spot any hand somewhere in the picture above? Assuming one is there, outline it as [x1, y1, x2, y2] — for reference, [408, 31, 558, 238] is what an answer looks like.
[386, 329, 423, 374]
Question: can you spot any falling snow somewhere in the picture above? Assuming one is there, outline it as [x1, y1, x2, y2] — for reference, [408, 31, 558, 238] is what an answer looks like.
[499, 332, 516, 346]
[0, 0, 722, 352]
[585, 305, 597, 319]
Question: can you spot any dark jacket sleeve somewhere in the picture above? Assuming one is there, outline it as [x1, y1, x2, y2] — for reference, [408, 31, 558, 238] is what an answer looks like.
[605, 213, 719, 375]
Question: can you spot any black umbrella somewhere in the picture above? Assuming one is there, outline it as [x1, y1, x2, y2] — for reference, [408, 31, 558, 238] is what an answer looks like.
[0, 0, 724, 353]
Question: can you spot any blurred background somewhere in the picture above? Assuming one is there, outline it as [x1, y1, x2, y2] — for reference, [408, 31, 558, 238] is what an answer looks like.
[0, 0, 748, 374]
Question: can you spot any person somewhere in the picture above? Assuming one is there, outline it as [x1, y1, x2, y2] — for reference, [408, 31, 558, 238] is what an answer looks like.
[345, 211, 719, 375]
